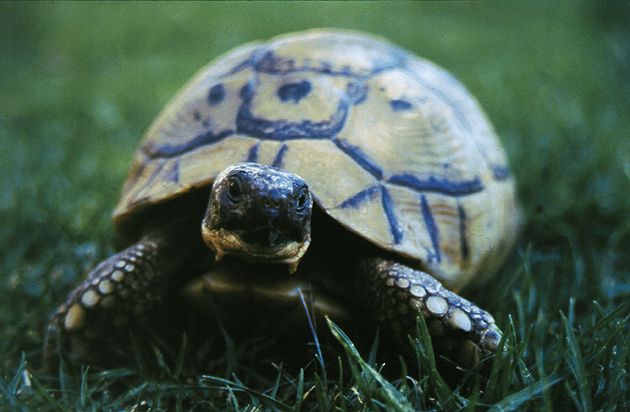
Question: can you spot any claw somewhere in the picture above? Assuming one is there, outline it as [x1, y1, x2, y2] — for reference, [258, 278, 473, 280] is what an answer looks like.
[479, 323, 502, 351]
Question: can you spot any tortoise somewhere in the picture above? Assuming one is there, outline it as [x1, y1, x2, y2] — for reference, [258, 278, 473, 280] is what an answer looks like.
[45, 29, 519, 364]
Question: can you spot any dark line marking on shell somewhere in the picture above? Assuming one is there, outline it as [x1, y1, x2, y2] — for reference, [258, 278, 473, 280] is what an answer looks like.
[253, 51, 296, 74]
[277, 80, 312, 103]
[165, 159, 180, 183]
[347, 81, 368, 105]
[208, 84, 225, 105]
[239, 81, 256, 100]
[390, 99, 413, 111]
[129, 160, 168, 205]
[457, 204, 469, 260]
[388, 173, 484, 196]
[218, 57, 253, 79]
[272, 144, 288, 168]
[252, 50, 403, 79]
[337, 185, 380, 209]
[491, 165, 510, 181]
[126, 160, 146, 190]
[420, 194, 441, 263]
[332, 138, 383, 180]
[144, 129, 234, 158]
[193, 111, 201, 121]
[236, 98, 349, 140]
[246, 142, 260, 162]
[381, 186, 403, 244]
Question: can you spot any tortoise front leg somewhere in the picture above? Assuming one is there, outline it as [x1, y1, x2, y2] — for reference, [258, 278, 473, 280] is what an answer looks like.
[354, 258, 502, 362]
[44, 230, 204, 365]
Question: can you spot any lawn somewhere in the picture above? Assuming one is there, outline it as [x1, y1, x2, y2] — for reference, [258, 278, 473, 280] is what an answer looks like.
[1, 2, 629, 410]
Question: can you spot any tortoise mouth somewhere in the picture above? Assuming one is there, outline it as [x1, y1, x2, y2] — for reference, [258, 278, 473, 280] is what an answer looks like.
[202, 226, 310, 273]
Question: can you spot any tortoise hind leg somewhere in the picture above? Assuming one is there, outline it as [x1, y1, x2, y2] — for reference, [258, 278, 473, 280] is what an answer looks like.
[44, 230, 205, 366]
[353, 258, 502, 364]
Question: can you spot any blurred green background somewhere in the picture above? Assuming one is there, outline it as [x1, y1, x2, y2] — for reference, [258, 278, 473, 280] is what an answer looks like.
[1, 1, 629, 410]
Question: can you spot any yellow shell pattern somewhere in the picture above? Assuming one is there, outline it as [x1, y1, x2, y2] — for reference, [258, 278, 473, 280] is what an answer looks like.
[114, 29, 519, 290]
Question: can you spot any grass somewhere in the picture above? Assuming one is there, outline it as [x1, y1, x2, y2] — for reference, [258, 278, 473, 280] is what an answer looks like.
[1, 1, 629, 410]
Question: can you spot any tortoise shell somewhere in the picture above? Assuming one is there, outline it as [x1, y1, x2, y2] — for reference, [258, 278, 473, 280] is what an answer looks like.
[114, 29, 519, 290]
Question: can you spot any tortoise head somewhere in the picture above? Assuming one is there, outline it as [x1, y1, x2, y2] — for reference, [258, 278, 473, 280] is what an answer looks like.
[202, 163, 313, 273]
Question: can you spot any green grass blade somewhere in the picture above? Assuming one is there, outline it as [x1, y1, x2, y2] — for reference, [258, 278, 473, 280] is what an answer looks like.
[488, 373, 563, 412]
[295, 368, 305, 411]
[327, 317, 414, 412]
[560, 312, 593, 412]
[412, 315, 466, 409]
[25, 370, 68, 411]
[201, 375, 291, 411]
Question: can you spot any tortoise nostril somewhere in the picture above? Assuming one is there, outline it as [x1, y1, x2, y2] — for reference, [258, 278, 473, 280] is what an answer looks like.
[262, 197, 282, 210]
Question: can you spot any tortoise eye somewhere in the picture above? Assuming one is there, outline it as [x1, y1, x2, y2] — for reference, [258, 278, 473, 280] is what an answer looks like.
[227, 177, 242, 202]
[295, 187, 309, 211]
